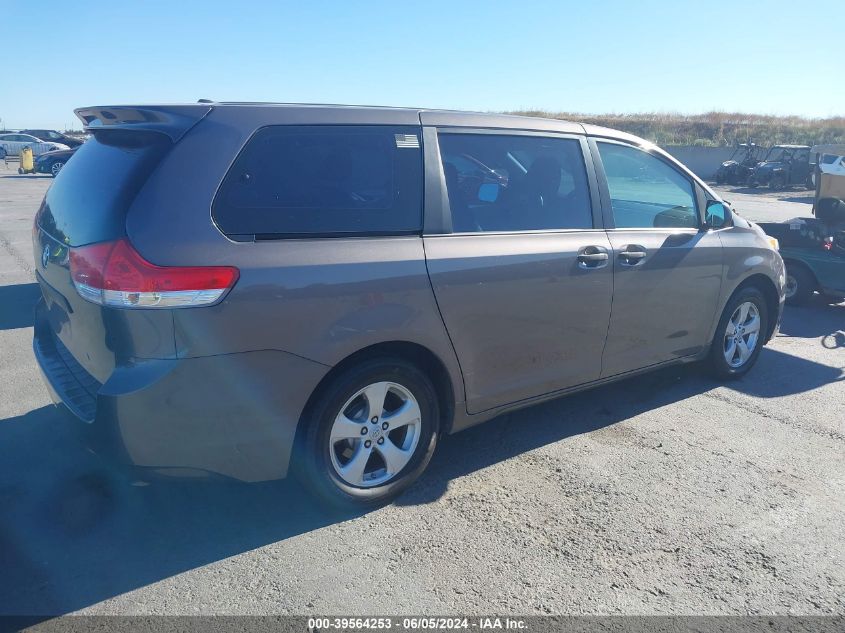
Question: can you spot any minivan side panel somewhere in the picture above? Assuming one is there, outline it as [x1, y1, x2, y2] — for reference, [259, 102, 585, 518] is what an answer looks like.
[425, 231, 614, 413]
[125, 107, 466, 408]
[422, 127, 613, 414]
[599, 228, 724, 375]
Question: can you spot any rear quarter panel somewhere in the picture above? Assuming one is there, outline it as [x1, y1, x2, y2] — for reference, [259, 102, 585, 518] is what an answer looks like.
[125, 106, 465, 407]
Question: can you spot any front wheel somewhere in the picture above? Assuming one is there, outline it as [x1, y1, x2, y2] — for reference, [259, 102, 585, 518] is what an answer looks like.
[294, 357, 440, 509]
[50, 161, 65, 177]
[784, 264, 816, 305]
[708, 287, 768, 379]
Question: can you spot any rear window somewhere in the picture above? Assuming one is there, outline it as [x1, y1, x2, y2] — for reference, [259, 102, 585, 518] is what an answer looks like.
[212, 125, 423, 238]
[38, 130, 169, 247]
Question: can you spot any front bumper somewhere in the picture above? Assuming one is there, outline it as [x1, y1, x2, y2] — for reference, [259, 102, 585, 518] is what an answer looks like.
[33, 300, 329, 481]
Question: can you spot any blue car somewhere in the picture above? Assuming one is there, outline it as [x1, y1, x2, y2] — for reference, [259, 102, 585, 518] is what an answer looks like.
[34, 146, 78, 177]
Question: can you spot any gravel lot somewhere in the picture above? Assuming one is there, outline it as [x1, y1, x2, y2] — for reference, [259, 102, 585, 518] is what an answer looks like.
[0, 169, 842, 616]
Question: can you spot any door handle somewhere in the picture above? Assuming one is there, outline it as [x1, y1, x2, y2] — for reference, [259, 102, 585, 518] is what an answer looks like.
[577, 246, 609, 269]
[618, 245, 648, 266]
[578, 252, 609, 262]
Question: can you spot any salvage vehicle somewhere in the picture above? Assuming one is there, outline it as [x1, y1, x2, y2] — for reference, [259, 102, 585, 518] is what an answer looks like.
[760, 210, 845, 305]
[715, 143, 762, 185]
[747, 144, 813, 189]
[32, 103, 784, 508]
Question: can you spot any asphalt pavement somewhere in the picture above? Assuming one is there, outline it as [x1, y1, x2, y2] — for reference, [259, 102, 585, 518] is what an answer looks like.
[0, 169, 842, 616]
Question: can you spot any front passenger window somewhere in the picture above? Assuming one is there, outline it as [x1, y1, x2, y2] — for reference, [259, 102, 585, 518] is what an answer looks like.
[597, 142, 699, 229]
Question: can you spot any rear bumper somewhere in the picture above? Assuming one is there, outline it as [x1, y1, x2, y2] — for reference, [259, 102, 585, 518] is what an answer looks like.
[33, 300, 329, 481]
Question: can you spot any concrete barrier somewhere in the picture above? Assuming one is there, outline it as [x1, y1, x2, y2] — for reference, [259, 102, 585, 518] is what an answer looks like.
[664, 146, 736, 180]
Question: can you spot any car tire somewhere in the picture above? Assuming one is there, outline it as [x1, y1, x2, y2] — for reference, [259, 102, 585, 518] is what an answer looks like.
[769, 174, 785, 190]
[708, 286, 769, 380]
[294, 357, 440, 509]
[50, 161, 65, 177]
[784, 263, 816, 306]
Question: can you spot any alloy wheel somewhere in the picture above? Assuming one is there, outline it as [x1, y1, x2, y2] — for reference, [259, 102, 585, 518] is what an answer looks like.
[329, 381, 422, 487]
[723, 301, 761, 368]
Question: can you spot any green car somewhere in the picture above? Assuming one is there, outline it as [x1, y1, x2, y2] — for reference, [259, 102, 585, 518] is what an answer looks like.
[760, 219, 845, 305]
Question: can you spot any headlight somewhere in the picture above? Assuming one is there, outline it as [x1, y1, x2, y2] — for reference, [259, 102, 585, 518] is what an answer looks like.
[766, 236, 780, 251]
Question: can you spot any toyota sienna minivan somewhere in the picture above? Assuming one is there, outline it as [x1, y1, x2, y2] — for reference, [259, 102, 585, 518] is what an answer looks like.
[33, 103, 785, 507]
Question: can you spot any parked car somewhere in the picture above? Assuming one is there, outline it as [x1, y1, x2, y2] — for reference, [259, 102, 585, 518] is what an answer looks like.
[747, 144, 813, 189]
[32, 103, 785, 508]
[34, 146, 78, 177]
[20, 129, 84, 148]
[715, 143, 762, 185]
[760, 213, 845, 305]
[0, 133, 69, 158]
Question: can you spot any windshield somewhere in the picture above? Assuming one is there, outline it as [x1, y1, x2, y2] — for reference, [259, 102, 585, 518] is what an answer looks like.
[765, 147, 790, 162]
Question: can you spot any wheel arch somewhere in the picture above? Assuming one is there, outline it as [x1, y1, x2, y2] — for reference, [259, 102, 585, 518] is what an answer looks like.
[732, 273, 782, 343]
[782, 257, 819, 288]
[295, 341, 457, 446]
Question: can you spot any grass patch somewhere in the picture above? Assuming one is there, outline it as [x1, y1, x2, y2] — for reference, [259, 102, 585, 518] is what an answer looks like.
[508, 111, 845, 147]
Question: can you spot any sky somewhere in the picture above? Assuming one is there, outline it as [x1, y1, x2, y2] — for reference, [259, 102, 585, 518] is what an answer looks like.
[2, 0, 844, 130]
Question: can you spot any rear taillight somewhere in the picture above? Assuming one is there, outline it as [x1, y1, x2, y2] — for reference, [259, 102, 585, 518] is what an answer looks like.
[69, 238, 239, 308]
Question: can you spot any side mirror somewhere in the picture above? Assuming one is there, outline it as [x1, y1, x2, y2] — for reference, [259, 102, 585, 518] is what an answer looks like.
[705, 200, 730, 229]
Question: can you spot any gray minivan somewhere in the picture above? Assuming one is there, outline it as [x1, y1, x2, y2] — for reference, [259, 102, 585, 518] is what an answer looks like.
[32, 103, 785, 507]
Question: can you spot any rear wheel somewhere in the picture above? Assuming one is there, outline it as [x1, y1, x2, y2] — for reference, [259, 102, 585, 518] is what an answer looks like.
[784, 263, 816, 306]
[50, 161, 65, 177]
[295, 357, 440, 509]
[708, 287, 768, 379]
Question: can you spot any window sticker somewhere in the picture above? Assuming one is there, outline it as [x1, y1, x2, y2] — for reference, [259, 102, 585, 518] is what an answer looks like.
[395, 134, 419, 148]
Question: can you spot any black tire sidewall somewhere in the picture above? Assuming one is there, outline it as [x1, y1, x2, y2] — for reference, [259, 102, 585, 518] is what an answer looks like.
[296, 358, 440, 508]
[785, 264, 814, 306]
[710, 287, 769, 379]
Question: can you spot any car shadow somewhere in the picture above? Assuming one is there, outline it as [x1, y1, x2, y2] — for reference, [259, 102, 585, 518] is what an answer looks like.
[0, 405, 357, 616]
[714, 185, 766, 195]
[778, 300, 845, 341]
[778, 194, 815, 204]
[0, 283, 39, 330]
[1, 342, 841, 616]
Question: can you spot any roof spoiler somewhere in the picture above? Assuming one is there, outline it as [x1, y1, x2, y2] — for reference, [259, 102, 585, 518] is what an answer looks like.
[74, 105, 213, 142]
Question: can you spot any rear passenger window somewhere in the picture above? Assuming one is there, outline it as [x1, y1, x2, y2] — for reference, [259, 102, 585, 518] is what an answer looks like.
[597, 142, 699, 229]
[438, 133, 592, 232]
[213, 126, 422, 237]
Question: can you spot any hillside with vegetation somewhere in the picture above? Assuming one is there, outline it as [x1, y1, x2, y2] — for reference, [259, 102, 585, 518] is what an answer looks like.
[509, 111, 845, 147]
